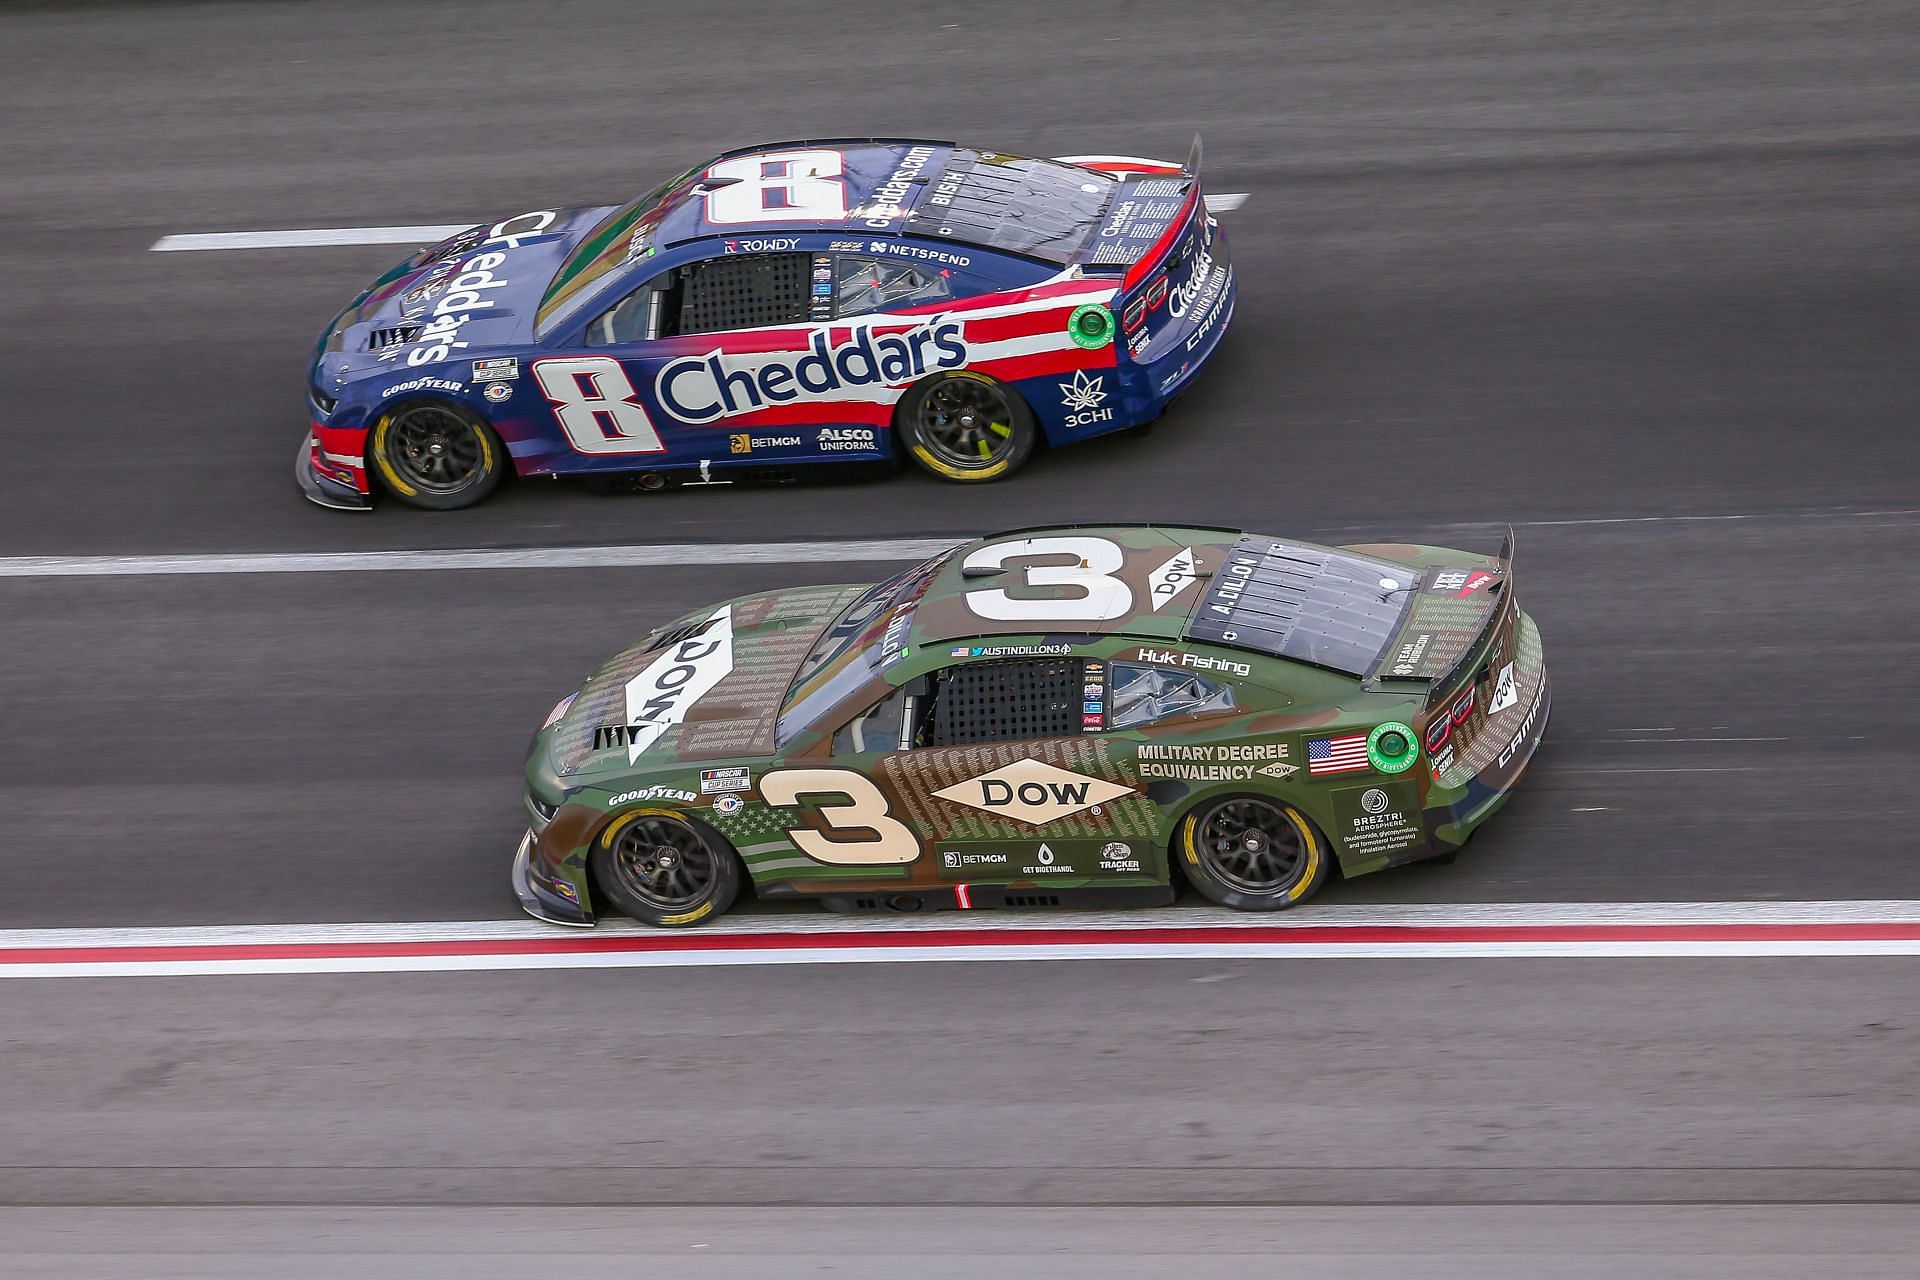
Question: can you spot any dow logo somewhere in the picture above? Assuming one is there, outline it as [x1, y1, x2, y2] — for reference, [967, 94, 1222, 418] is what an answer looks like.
[932, 759, 1133, 826]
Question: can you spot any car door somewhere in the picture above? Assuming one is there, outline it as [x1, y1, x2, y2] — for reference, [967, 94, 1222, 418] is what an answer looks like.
[810, 656, 1157, 888]
[532, 249, 821, 470]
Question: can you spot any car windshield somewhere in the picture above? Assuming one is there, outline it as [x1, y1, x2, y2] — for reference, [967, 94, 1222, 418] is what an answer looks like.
[775, 546, 956, 745]
[535, 165, 700, 335]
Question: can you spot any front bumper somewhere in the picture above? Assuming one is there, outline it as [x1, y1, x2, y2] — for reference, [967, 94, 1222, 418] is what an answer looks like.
[511, 829, 595, 927]
[296, 430, 373, 511]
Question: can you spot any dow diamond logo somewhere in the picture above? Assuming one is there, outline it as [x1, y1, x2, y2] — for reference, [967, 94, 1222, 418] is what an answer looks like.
[932, 758, 1134, 826]
[1058, 369, 1108, 413]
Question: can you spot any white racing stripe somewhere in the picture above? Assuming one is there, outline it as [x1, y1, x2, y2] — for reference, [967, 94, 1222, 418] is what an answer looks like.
[4, 901, 1918, 978]
[0, 538, 964, 578]
[148, 195, 1251, 253]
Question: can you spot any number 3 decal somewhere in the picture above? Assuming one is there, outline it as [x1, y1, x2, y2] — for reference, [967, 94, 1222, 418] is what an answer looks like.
[961, 535, 1133, 621]
[760, 768, 919, 866]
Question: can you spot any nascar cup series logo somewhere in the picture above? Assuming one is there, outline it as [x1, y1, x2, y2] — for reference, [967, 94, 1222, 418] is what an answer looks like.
[655, 319, 967, 424]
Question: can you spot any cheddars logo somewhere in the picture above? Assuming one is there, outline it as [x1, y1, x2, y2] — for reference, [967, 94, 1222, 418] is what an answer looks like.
[655, 319, 967, 424]
[932, 759, 1133, 826]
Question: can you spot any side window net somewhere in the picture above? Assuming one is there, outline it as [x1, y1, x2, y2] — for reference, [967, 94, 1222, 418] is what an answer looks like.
[930, 658, 1081, 747]
[837, 256, 951, 317]
[679, 252, 810, 335]
[1109, 663, 1234, 731]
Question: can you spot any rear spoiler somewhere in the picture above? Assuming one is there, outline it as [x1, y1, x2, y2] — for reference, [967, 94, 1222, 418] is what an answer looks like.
[1425, 526, 1518, 704]
[1119, 135, 1206, 290]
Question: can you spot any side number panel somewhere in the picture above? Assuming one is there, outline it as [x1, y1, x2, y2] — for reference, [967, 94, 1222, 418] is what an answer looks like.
[961, 535, 1133, 621]
[532, 357, 666, 456]
[760, 768, 920, 866]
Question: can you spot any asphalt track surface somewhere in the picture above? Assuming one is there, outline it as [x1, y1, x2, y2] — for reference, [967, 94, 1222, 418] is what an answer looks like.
[2, 0, 1918, 1273]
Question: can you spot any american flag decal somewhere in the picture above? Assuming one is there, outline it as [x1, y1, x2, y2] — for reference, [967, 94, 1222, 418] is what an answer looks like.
[1308, 733, 1371, 775]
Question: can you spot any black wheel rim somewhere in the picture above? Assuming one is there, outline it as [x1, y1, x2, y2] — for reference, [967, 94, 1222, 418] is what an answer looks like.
[1197, 799, 1309, 895]
[383, 405, 486, 493]
[609, 817, 718, 913]
[916, 378, 1017, 470]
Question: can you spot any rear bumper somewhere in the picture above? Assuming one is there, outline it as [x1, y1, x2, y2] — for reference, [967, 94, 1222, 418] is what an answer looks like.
[1430, 674, 1552, 849]
[512, 829, 596, 927]
[296, 429, 373, 511]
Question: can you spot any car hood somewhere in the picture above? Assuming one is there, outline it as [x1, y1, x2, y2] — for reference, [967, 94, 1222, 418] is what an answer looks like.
[319, 204, 616, 378]
[546, 583, 872, 778]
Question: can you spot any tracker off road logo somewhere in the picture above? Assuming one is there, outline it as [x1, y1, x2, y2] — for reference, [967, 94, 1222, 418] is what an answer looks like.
[931, 759, 1133, 826]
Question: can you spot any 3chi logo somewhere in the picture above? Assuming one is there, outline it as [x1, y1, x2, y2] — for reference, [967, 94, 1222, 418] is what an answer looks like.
[1058, 369, 1115, 429]
[1361, 788, 1391, 815]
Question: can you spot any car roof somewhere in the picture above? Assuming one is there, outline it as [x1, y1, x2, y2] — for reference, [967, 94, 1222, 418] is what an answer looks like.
[640, 139, 1116, 264]
[905, 524, 1422, 680]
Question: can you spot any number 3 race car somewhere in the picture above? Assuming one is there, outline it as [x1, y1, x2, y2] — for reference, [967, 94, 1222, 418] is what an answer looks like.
[300, 139, 1234, 510]
[514, 524, 1550, 927]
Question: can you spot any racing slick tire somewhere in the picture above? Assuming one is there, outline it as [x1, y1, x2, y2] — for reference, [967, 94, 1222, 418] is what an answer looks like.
[1176, 796, 1331, 911]
[369, 400, 508, 510]
[589, 809, 742, 928]
[898, 370, 1038, 483]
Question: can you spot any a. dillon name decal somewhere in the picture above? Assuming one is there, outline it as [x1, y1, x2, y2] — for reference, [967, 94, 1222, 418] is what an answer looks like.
[655, 319, 966, 424]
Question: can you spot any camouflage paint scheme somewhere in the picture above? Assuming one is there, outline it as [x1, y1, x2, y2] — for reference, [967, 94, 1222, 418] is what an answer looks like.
[513, 524, 1549, 925]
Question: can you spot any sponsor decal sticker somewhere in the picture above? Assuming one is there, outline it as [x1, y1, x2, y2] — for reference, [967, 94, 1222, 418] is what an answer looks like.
[1145, 547, 1201, 612]
[483, 382, 512, 402]
[1098, 841, 1141, 873]
[1486, 662, 1519, 715]
[381, 376, 463, 398]
[950, 643, 1072, 659]
[618, 605, 735, 764]
[711, 794, 744, 817]
[1067, 302, 1114, 350]
[1138, 742, 1291, 782]
[609, 786, 698, 806]
[722, 236, 801, 253]
[700, 767, 751, 795]
[1430, 567, 1499, 597]
[1496, 679, 1546, 770]
[472, 357, 519, 382]
[818, 426, 877, 452]
[655, 319, 966, 425]
[932, 759, 1134, 827]
[1332, 781, 1425, 858]
[939, 848, 1010, 878]
[1058, 368, 1115, 429]
[1308, 732, 1371, 776]
[1128, 646, 1251, 678]
[1021, 841, 1075, 876]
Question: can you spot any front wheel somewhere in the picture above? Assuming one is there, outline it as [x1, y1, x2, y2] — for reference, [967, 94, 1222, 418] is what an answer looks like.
[369, 400, 507, 510]
[898, 371, 1037, 482]
[589, 810, 741, 927]
[1176, 796, 1329, 911]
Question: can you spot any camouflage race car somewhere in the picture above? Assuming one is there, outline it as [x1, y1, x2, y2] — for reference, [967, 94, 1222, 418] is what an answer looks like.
[514, 524, 1549, 926]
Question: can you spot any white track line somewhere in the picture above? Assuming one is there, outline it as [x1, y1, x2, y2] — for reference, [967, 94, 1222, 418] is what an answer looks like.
[0, 538, 964, 579]
[6, 902, 1919, 978]
[7, 508, 1915, 580]
[150, 194, 1252, 253]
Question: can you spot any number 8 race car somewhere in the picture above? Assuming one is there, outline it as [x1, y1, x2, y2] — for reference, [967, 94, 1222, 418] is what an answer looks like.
[299, 138, 1235, 509]
[514, 523, 1550, 927]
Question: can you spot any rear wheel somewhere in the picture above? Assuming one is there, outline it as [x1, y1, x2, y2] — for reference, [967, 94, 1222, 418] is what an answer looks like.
[589, 810, 741, 927]
[899, 371, 1037, 482]
[370, 400, 507, 510]
[1177, 796, 1329, 911]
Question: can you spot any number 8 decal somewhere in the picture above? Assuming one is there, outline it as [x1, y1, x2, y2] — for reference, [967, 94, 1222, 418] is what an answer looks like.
[532, 357, 665, 456]
[704, 149, 849, 225]
[760, 768, 919, 866]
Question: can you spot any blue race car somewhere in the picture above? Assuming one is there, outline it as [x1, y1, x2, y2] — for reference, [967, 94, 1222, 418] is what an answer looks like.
[300, 138, 1235, 509]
